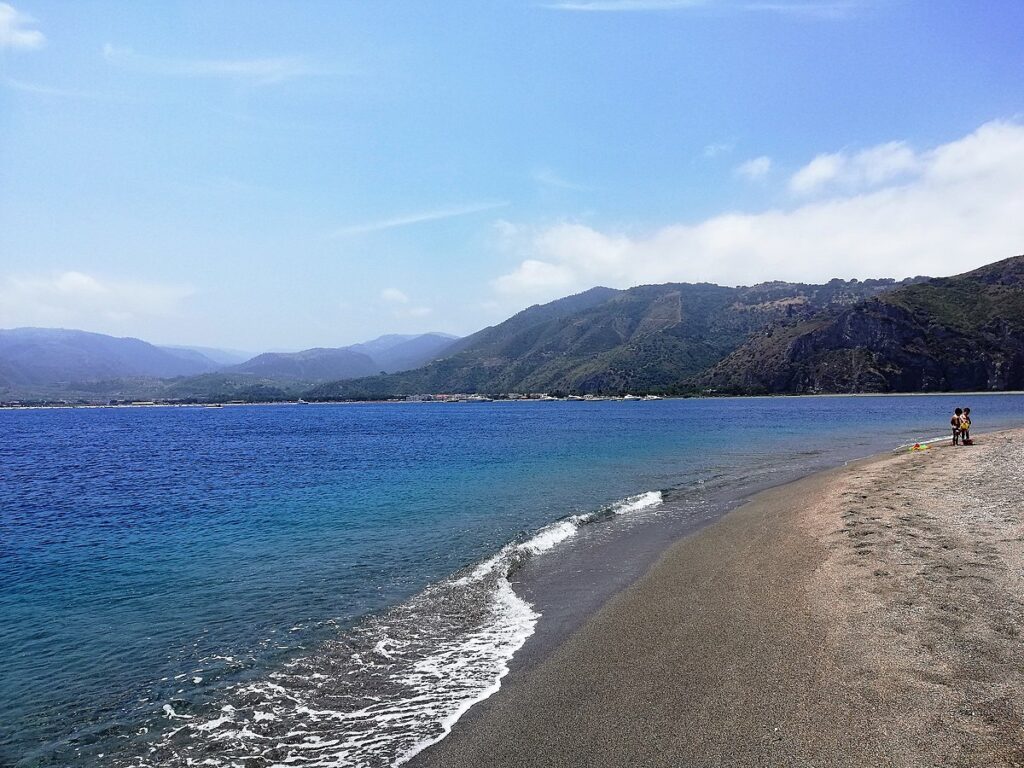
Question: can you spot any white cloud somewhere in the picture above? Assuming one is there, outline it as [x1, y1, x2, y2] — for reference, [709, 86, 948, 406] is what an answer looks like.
[0, 271, 194, 332]
[380, 288, 410, 304]
[703, 142, 734, 159]
[493, 120, 1024, 301]
[101, 44, 316, 84]
[380, 288, 431, 319]
[0, 3, 43, 49]
[494, 258, 582, 296]
[788, 152, 843, 193]
[790, 140, 920, 194]
[735, 155, 772, 180]
[330, 201, 508, 238]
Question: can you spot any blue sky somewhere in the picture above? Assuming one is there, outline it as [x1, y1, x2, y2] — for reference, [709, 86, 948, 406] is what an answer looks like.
[2, 1, 1023, 351]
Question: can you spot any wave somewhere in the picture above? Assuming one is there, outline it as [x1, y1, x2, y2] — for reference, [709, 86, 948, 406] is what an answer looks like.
[126, 491, 663, 768]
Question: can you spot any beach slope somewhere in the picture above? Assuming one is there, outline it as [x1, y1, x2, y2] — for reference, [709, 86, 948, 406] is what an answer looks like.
[415, 430, 1024, 767]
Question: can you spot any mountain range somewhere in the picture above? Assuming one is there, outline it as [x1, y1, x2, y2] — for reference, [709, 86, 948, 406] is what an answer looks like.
[3, 255, 1023, 403]
[0, 330, 459, 401]
[310, 255, 1024, 399]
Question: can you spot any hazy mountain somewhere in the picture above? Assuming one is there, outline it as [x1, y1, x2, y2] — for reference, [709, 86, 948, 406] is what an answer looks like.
[225, 333, 461, 382]
[160, 345, 251, 367]
[698, 254, 1024, 394]
[348, 333, 460, 373]
[0, 329, 461, 400]
[308, 277, 926, 398]
[0, 328, 220, 392]
[229, 348, 380, 381]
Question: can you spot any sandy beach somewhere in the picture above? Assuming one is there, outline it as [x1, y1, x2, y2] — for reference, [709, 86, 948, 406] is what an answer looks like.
[414, 429, 1024, 767]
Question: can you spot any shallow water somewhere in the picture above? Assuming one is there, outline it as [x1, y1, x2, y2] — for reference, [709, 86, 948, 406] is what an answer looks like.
[2, 394, 1022, 766]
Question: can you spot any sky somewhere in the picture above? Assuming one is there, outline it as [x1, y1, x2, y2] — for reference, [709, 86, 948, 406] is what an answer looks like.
[1, 1, 1023, 352]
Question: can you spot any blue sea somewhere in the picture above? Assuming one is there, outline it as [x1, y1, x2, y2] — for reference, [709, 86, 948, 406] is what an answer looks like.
[2, 395, 1023, 767]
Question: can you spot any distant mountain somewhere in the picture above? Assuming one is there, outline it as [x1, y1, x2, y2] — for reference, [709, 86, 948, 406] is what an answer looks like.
[348, 333, 460, 373]
[9, 258, 1021, 404]
[160, 345, 251, 367]
[229, 348, 380, 381]
[698, 255, 1024, 394]
[226, 333, 460, 381]
[308, 278, 926, 399]
[0, 328, 220, 392]
[0, 328, 461, 401]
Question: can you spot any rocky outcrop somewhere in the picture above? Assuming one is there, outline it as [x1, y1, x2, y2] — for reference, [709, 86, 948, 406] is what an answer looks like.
[700, 255, 1024, 394]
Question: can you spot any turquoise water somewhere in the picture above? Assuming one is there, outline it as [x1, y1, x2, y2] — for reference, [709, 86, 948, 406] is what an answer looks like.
[2, 394, 1022, 766]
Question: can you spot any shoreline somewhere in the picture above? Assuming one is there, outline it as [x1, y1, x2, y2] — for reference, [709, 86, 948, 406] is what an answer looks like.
[3, 389, 1024, 410]
[413, 428, 1024, 767]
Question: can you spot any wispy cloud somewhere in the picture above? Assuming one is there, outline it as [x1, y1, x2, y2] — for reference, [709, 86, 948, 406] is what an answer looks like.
[0, 3, 43, 50]
[0, 270, 194, 330]
[330, 201, 509, 238]
[2, 76, 112, 100]
[544, 0, 706, 10]
[735, 155, 773, 180]
[532, 168, 592, 191]
[380, 288, 432, 320]
[400, 305, 433, 319]
[744, 2, 858, 19]
[703, 142, 734, 159]
[102, 44, 318, 84]
[545, 0, 858, 14]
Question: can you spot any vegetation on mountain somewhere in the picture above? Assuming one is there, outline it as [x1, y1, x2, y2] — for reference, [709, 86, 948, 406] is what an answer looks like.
[0, 328, 220, 392]
[698, 255, 1024, 394]
[346, 332, 460, 373]
[308, 276, 926, 399]
[229, 348, 380, 381]
[0, 331, 459, 401]
[5, 256, 1023, 404]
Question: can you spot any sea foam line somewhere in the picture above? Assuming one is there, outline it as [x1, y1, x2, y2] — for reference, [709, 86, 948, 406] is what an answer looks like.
[138, 490, 664, 768]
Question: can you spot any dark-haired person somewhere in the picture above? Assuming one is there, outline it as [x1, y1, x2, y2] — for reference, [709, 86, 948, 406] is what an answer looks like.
[961, 407, 972, 445]
[951, 407, 963, 446]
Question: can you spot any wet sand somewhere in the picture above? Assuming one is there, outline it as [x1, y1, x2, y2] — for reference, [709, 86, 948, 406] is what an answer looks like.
[414, 429, 1024, 767]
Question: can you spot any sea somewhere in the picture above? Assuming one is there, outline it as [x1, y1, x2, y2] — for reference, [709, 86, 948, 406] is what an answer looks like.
[2, 394, 1023, 767]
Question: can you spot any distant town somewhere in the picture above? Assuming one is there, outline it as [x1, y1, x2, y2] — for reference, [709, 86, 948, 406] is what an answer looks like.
[0, 393, 668, 409]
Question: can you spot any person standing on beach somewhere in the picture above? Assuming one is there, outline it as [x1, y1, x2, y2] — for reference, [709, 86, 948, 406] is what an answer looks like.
[961, 407, 972, 444]
[951, 407, 963, 445]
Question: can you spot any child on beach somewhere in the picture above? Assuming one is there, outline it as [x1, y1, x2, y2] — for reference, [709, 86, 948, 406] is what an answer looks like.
[961, 407, 972, 444]
[951, 408, 963, 446]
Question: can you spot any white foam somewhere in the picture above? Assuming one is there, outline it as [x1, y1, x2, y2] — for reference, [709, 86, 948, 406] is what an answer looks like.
[452, 553, 503, 585]
[162, 704, 192, 720]
[612, 490, 663, 515]
[394, 577, 538, 765]
[516, 519, 578, 555]
[196, 714, 234, 732]
[146, 489, 664, 768]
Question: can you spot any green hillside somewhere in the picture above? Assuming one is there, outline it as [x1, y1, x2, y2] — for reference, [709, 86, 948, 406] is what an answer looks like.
[309, 276, 924, 399]
[698, 255, 1024, 394]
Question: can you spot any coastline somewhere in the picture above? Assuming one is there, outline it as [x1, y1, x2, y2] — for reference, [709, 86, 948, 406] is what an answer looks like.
[413, 428, 1024, 767]
[4, 389, 1024, 410]
[9, 401, 1024, 766]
